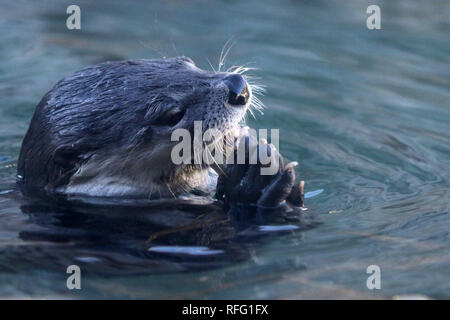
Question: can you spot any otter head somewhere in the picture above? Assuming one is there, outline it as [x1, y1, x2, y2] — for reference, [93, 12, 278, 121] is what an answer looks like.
[17, 56, 259, 198]
[140, 57, 252, 160]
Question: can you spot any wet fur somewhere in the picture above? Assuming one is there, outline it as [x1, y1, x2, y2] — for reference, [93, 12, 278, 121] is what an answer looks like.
[17, 57, 250, 198]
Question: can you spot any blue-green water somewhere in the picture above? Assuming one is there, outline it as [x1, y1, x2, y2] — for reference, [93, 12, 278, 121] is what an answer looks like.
[0, 0, 449, 299]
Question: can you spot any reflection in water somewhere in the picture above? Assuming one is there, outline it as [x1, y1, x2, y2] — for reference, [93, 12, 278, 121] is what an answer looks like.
[0, 0, 449, 299]
[148, 246, 225, 256]
[11, 193, 318, 276]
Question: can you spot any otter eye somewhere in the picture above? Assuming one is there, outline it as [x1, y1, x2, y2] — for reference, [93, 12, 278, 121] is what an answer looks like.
[164, 108, 186, 126]
[145, 98, 186, 127]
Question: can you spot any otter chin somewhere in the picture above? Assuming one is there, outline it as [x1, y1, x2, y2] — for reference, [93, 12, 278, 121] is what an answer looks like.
[17, 57, 253, 198]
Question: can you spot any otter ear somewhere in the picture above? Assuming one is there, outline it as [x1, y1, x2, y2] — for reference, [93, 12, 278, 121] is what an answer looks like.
[50, 144, 87, 189]
[53, 143, 87, 168]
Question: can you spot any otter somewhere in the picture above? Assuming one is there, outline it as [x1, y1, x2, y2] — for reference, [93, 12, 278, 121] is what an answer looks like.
[17, 56, 304, 208]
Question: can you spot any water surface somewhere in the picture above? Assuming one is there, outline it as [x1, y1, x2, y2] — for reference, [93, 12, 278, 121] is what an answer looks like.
[0, 0, 449, 299]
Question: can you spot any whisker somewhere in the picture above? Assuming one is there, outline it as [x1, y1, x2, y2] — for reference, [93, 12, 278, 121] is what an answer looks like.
[206, 58, 217, 73]
[219, 38, 236, 72]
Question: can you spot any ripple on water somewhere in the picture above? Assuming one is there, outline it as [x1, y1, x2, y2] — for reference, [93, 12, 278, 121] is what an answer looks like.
[148, 246, 225, 256]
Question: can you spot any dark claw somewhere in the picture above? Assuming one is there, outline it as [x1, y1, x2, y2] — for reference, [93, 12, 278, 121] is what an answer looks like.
[215, 134, 304, 211]
[287, 181, 305, 207]
[215, 173, 227, 201]
[257, 166, 295, 208]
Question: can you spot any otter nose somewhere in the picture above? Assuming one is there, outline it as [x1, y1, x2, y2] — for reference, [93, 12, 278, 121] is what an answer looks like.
[223, 74, 249, 106]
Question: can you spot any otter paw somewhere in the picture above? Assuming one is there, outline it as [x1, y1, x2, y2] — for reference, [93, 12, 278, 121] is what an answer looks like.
[215, 137, 305, 209]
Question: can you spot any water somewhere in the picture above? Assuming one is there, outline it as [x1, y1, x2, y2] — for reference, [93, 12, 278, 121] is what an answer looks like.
[0, 0, 449, 299]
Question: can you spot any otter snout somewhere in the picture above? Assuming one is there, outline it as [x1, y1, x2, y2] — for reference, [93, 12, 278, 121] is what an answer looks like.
[223, 74, 249, 106]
